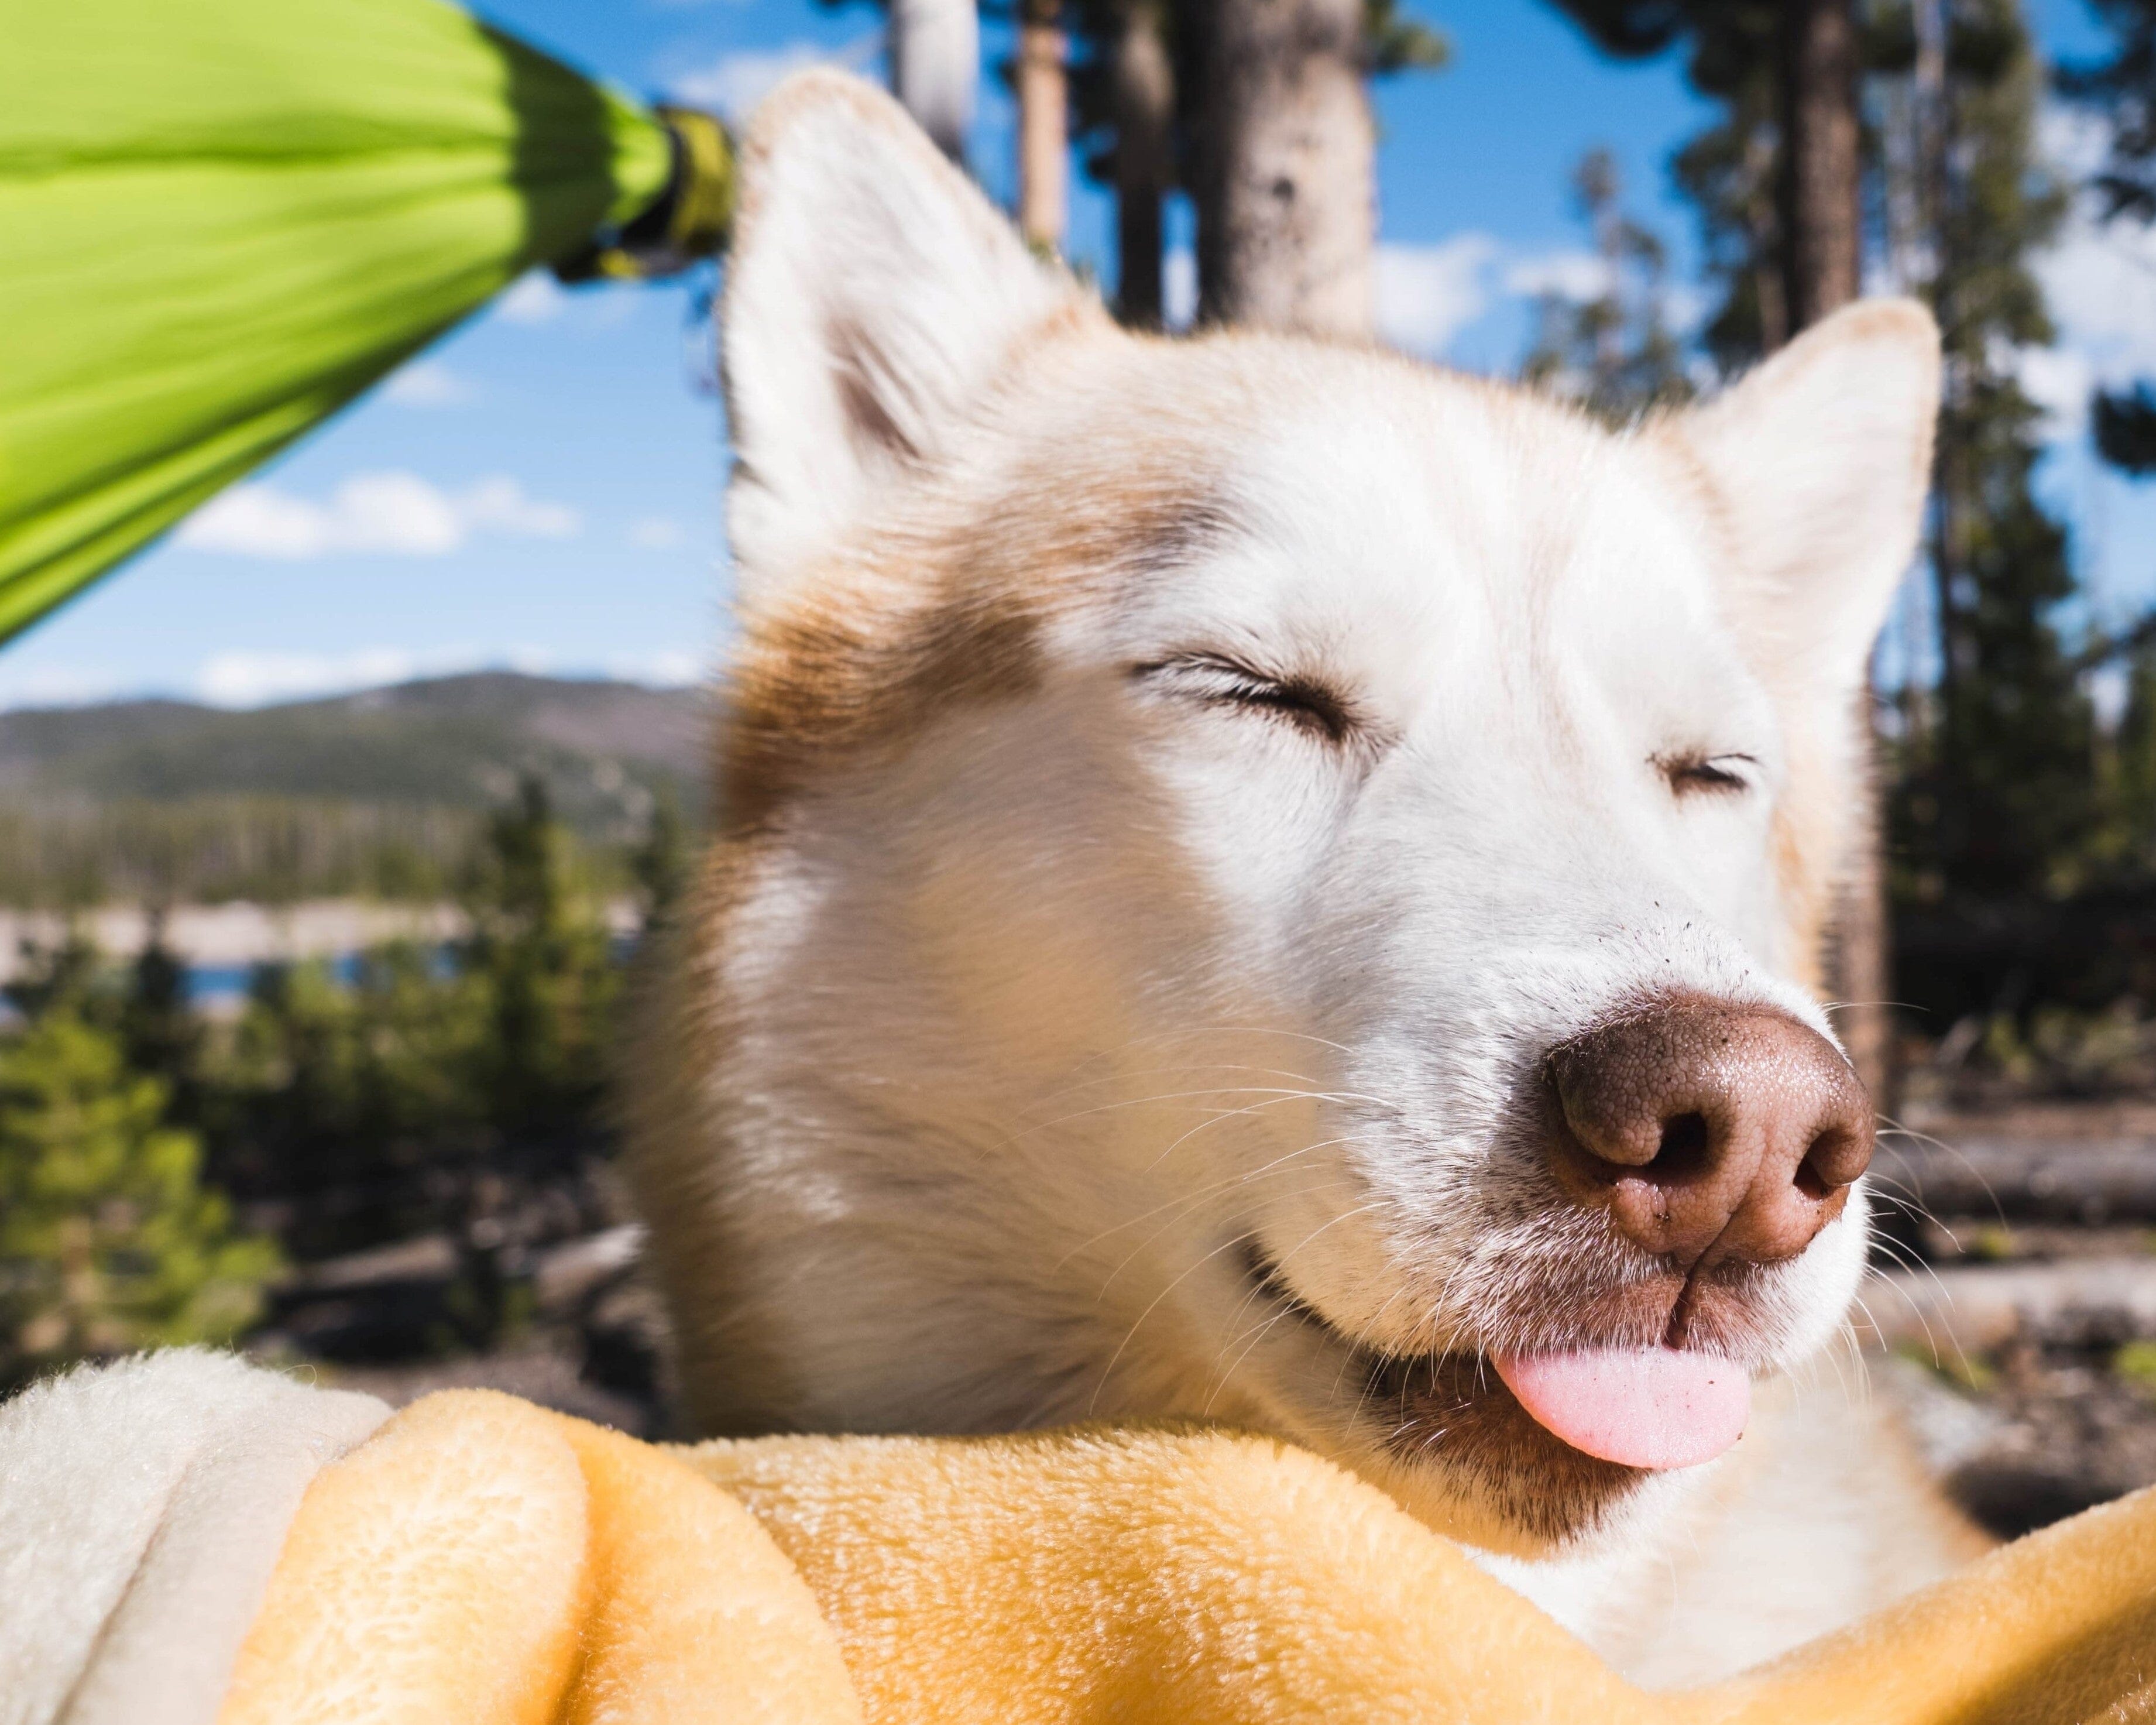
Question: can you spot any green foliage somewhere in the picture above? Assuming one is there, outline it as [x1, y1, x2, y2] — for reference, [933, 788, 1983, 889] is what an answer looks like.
[1547, 0, 2123, 1043]
[1894, 1335, 1997, 1393]
[2059, 0, 2156, 222]
[631, 785, 693, 931]
[1888, 3, 2092, 907]
[1543, 4, 1784, 363]
[6, 927, 112, 1024]
[0, 763, 681, 1378]
[206, 777, 623, 1214]
[1960, 1000, 2156, 1094]
[1520, 146, 1695, 421]
[458, 777, 620, 1137]
[0, 797, 471, 908]
[0, 673, 703, 909]
[1361, 0, 1450, 77]
[207, 944, 495, 1205]
[0, 1010, 277, 1387]
[2094, 383, 2156, 475]
[2116, 1338, 2156, 1386]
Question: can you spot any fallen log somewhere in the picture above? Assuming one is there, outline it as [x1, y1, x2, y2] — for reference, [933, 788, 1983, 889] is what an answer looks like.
[1871, 1137, 2156, 1225]
[1855, 1257, 2156, 1354]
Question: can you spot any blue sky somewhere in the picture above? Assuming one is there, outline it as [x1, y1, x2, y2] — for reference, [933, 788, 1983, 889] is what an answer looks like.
[5, 0, 2150, 708]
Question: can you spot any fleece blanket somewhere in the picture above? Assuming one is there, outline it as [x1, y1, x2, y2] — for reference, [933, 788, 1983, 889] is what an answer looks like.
[6, 1353, 2156, 1724]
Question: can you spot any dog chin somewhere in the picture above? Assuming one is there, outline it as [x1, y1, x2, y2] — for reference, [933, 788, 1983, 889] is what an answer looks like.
[1244, 1249, 1801, 1551]
[1339, 1353, 1664, 1548]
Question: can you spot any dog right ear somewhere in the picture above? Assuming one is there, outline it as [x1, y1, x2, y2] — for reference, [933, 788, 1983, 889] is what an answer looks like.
[722, 70, 1087, 591]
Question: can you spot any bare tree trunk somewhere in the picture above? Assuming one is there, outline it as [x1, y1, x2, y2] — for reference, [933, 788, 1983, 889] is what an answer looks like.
[1194, 0, 1373, 338]
[1779, 0, 1894, 1112]
[1114, 1, 1173, 326]
[1743, 126, 1788, 352]
[889, 0, 979, 164]
[1779, 0, 1862, 328]
[1018, 1, 1068, 251]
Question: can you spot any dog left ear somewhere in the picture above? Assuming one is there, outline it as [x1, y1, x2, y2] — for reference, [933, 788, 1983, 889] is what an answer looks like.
[722, 70, 1094, 594]
[1671, 299, 1940, 705]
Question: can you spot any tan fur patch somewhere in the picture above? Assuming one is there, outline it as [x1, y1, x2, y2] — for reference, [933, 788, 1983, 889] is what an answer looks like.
[716, 332, 1256, 833]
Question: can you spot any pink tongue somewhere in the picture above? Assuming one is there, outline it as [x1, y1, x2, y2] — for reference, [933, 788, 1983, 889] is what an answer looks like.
[1492, 1349, 1750, 1470]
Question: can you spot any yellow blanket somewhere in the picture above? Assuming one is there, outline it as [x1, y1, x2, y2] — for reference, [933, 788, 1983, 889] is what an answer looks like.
[211, 1387, 2156, 1725]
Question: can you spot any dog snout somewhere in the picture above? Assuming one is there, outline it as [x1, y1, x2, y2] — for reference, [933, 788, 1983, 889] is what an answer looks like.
[1543, 993, 1873, 1268]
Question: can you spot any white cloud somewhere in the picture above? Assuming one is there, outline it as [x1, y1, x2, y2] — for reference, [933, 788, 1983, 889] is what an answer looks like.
[1503, 247, 1611, 303]
[176, 472, 580, 560]
[1159, 232, 1635, 359]
[381, 360, 474, 407]
[2033, 220, 2156, 390]
[629, 516, 688, 550]
[2039, 103, 2113, 184]
[504, 644, 559, 676]
[1376, 235, 1502, 356]
[458, 476, 581, 540]
[496, 272, 569, 325]
[197, 647, 442, 708]
[670, 36, 880, 119]
[1161, 236, 1500, 352]
[2020, 103, 2156, 441]
[603, 649, 705, 687]
[178, 472, 458, 558]
[2015, 342, 2097, 436]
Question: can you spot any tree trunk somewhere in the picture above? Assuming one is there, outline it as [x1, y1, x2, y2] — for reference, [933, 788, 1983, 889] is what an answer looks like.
[1779, 0, 1894, 1113]
[1018, 2, 1068, 252]
[1779, 0, 1862, 327]
[1194, 0, 1373, 338]
[1113, 1, 1173, 326]
[889, 0, 979, 164]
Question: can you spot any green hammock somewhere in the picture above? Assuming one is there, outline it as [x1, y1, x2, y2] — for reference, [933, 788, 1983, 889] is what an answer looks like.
[0, 0, 732, 645]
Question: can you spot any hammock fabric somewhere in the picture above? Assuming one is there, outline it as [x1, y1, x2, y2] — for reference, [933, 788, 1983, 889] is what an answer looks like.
[0, 0, 731, 645]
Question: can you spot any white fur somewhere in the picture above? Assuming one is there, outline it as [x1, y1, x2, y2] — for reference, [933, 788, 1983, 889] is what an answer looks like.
[723, 76, 1076, 585]
[641, 71, 1966, 1686]
[0, 1351, 387, 1725]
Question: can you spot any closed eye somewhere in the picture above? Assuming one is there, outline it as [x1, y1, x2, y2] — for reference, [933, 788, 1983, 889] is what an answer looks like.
[1135, 652, 1361, 746]
[1659, 752, 1759, 797]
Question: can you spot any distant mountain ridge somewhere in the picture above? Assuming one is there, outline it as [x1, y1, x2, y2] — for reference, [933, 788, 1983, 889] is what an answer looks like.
[0, 674, 713, 906]
[0, 673, 710, 832]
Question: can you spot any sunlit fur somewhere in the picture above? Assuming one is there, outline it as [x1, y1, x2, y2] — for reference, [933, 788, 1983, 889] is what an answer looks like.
[627, 70, 1986, 1684]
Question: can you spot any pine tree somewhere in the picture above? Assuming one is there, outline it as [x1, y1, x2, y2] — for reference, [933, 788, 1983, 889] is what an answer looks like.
[1520, 146, 1695, 421]
[122, 910, 204, 1126]
[1886, 0, 2093, 906]
[459, 776, 619, 1139]
[0, 1011, 276, 1386]
[631, 786, 693, 934]
[1544, 5, 1786, 365]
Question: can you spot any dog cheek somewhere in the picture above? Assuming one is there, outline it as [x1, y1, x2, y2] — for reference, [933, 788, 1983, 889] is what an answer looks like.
[908, 862, 1142, 1078]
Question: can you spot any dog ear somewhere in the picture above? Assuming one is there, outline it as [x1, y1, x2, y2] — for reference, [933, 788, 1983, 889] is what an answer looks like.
[1671, 299, 1940, 707]
[722, 70, 1086, 589]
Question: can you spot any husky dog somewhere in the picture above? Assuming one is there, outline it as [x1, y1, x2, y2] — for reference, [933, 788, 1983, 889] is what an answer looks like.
[629, 71, 1986, 1683]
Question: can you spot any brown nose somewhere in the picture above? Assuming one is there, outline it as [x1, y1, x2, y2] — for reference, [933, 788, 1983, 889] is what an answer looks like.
[1545, 996, 1874, 1268]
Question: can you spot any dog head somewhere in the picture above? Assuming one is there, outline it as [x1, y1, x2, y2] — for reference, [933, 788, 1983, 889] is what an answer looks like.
[664, 71, 1938, 1552]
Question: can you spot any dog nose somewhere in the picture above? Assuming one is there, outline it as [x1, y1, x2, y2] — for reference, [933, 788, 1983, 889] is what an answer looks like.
[1544, 996, 1873, 1267]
